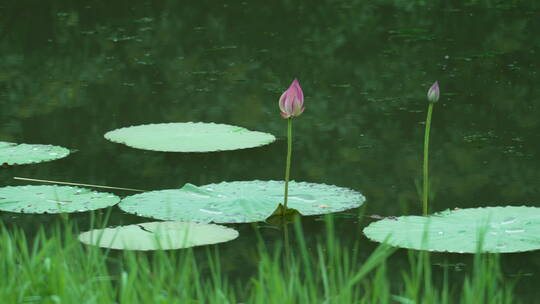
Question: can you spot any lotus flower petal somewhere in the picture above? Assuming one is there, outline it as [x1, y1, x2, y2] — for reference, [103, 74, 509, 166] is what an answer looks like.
[278, 79, 304, 118]
[427, 81, 440, 103]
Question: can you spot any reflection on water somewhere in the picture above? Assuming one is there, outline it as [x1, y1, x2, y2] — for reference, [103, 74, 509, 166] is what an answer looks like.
[1, 0, 540, 300]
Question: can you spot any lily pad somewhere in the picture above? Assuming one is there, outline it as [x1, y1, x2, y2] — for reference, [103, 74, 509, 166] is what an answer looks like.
[119, 181, 365, 223]
[0, 185, 120, 214]
[363, 206, 540, 253]
[0, 141, 70, 166]
[78, 221, 239, 251]
[104, 122, 276, 152]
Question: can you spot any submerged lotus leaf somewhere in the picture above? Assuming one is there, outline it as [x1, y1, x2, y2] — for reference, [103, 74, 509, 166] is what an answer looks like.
[0, 185, 120, 214]
[0, 141, 70, 166]
[119, 181, 365, 223]
[104, 122, 276, 152]
[363, 206, 540, 253]
[79, 221, 239, 251]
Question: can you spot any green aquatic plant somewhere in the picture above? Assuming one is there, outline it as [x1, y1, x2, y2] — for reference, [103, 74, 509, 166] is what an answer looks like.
[118, 181, 365, 223]
[422, 81, 440, 216]
[0, 141, 70, 166]
[363, 206, 540, 253]
[364, 82, 540, 254]
[79, 221, 239, 250]
[277, 79, 305, 216]
[0, 185, 120, 214]
[104, 122, 276, 152]
[0, 217, 518, 303]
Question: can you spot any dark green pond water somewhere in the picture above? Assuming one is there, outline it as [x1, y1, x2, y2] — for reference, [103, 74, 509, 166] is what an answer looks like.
[1, 0, 540, 300]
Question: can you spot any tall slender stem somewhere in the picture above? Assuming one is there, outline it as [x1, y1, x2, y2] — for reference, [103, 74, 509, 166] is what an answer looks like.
[13, 176, 145, 192]
[283, 118, 293, 211]
[283, 222, 290, 265]
[423, 103, 434, 216]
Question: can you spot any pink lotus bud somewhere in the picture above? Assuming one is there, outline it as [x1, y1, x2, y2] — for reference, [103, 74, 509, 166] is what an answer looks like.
[279, 79, 305, 118]
[427, 81, 440, 103]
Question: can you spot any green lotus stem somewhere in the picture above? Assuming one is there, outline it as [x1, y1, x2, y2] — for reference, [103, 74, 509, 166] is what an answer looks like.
[283, 118, 293, 213]
[283, 222, 290, 263]
[422, 103, 434, 216]
[278, 78, 304, 216]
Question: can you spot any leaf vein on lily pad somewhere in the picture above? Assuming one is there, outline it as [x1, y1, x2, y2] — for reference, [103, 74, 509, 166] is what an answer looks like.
[79, 221, 239, 250]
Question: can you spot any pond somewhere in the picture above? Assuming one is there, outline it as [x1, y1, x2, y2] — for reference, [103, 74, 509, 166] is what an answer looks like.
[1, 0, 540, 301]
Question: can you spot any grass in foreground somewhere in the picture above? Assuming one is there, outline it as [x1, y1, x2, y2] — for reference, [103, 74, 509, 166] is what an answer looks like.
[0, 216, 518, 304]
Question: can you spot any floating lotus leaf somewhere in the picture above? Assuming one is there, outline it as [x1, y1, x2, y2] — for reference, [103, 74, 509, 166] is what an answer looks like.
[79, 221, 239, 250]
[363, 206, 540, 253]
[0, 185, 120, 214]
[104, 122, 276, 152]
[0, 141, 70, 166]
[119, 181, 365, 223]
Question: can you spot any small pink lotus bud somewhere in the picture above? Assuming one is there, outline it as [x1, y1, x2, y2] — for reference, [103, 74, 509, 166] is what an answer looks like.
[427, 81, 440, 103]
[279, 79, 305, 118]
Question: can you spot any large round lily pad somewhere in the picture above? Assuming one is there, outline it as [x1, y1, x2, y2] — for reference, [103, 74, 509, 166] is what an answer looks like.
[104, 122, 276, 152]
[0, 185, 120, 214]
[363, 206, 540, 253]
[119, 181, 365, 223]
[79, 221, 239, 251]
[0, 141, 70, 166]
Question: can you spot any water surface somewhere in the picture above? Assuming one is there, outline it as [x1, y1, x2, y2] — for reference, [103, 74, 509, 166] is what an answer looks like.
[1, 0, 539, 299]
